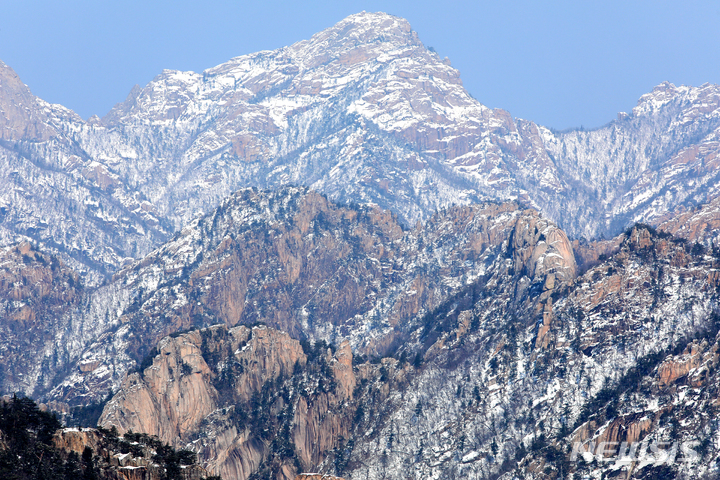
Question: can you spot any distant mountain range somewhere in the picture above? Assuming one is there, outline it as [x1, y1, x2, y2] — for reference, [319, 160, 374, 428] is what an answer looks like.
[2, 11, 720, 480]
[2, 12, 720, 284]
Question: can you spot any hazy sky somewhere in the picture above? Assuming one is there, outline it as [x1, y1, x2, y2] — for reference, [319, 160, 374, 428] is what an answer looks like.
[3, 0, 720, 130]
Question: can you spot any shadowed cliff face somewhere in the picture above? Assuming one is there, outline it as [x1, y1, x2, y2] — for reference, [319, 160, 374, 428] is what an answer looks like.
[0, 242, 83, 394]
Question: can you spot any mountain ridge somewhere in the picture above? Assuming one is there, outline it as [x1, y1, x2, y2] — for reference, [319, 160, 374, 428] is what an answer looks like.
[3, 11, 720, 479]
[2, 12, 720, 283]
[13, 186, 572, 405]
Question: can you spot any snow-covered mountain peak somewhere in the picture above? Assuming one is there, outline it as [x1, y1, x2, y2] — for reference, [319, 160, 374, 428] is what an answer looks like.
[287, 11, 420, 63]
[303, 11, 417, 47]
[4, 13, 720, 280]
[632, 81, 720, 118]
[632, 81, 674, 112]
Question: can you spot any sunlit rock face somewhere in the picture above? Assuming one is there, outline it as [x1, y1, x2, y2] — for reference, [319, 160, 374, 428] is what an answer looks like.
[38, 186, 575, 404]
[94, 221, 720, 479]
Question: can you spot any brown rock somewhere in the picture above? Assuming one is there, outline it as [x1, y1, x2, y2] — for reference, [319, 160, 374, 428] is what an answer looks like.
[510, 212, 576, 284]
[100, 324, 361, 480]
[53, 428, 104, 455]
[295, 475, 346, 480]
[0, 61, 56, 141]
[52, 428, 209, 480]
[657, 340, 719, 387]
[535, 300, 553, 349]
[572, 413, 653, 459]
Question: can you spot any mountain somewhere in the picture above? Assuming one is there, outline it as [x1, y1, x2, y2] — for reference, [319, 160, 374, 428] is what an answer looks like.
[0, 60, 172, 285]
[0, 185, 578, 478]
[7, 185, 720, 479]
[6, 186, 574, 402]
[2, 12, 720, 284]
[3, 10, 720, 480]
[94, 222, 720, 480]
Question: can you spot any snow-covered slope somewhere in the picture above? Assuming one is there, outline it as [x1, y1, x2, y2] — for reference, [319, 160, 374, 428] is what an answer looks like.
[79, 12, 502, 232]
[87, 219, 720, 480]
[542, 82, 720, 238]
[28, 186, 573, 404]
[0, 60, 172, 283]
[3, 12, 720, 282]
[4, 12, 720, 479]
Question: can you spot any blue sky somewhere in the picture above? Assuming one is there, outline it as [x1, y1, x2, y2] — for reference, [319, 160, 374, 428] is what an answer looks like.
[3, 0, 720, 130]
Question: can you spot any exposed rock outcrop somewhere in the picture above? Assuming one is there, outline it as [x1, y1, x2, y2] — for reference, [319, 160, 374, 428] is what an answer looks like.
[99, 324, 389, 480]
[49, 188, 577, 404]
[51, 428, 212, 480]
[657, 195, 720, 248]
[0, 61, 59, 141]
[657, 339, 719, 387]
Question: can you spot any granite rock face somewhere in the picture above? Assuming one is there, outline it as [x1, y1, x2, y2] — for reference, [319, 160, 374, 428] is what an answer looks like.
[36, 187, 574, 405]
[99, 324, 367, 480]
[93, 221, 720, 479]
[0, 60, 59, 142]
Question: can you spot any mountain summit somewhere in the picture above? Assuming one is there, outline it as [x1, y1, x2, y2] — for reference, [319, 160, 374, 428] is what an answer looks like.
[3, 11, 720, 480]
[1, 12, 720, 281]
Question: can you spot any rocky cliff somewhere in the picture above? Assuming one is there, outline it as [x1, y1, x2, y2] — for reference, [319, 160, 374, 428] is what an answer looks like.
[339, 225, 720, 479]
[0, 394, 215, 480]
[51, 427, 214, 480]
[4, 9, 720, 480]
[3, 192, 720, 479]
[0, 242, 83, 394]
[38, 186, 574, 406]
[90, 220, 720, 479]
[98, 324, 388, 480]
